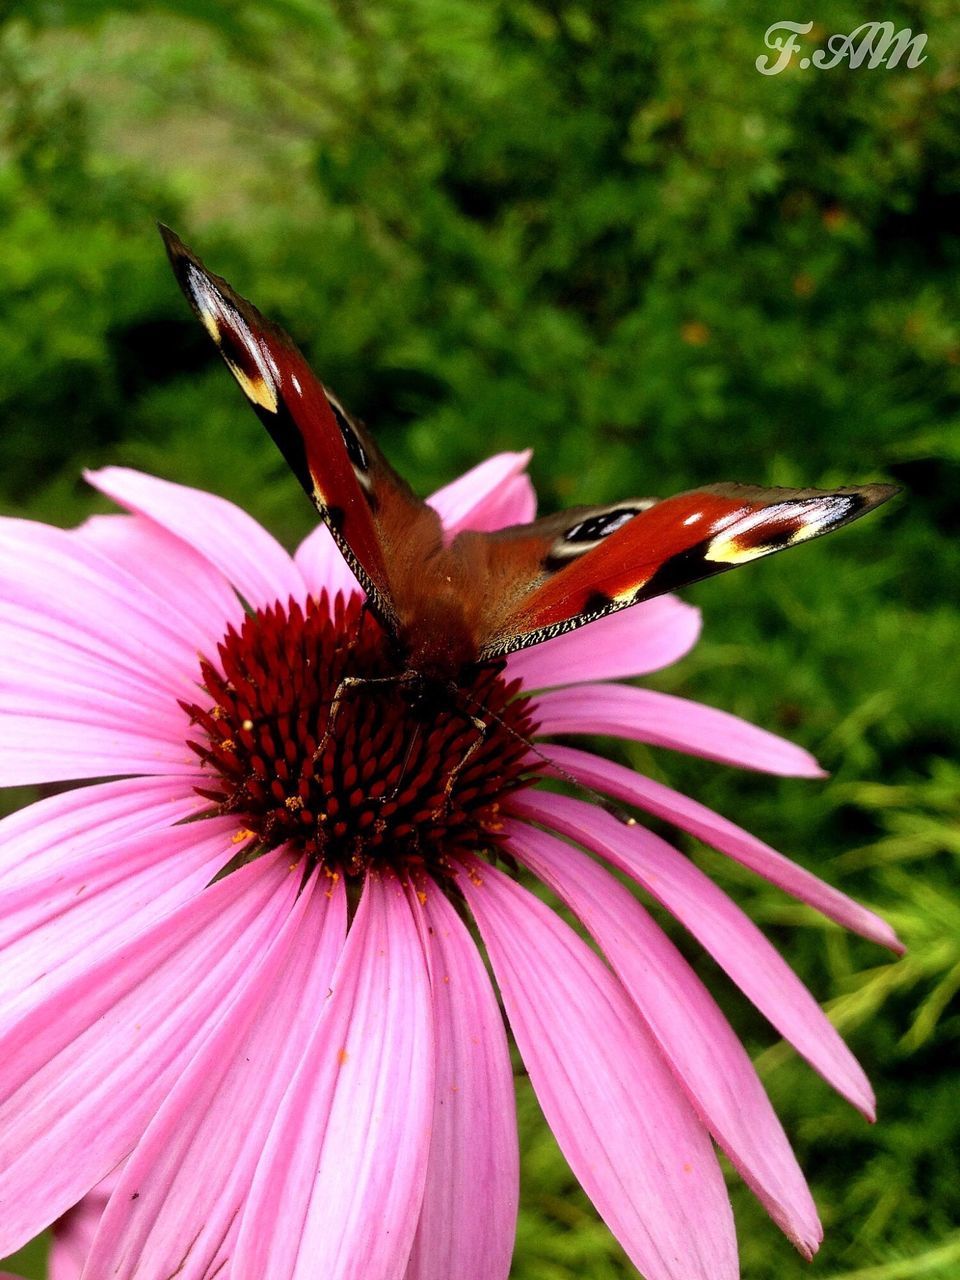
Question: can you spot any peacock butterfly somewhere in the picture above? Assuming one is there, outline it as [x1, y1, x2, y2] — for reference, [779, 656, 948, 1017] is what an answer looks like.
[160, 226, 896, 709]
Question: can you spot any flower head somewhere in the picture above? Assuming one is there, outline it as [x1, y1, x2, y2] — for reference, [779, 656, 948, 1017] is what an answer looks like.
[0, 453, 900, 1280]
[180, 590, 535, 878]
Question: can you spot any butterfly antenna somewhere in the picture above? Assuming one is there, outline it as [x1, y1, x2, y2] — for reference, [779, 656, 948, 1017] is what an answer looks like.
[450, 683, 637, 827]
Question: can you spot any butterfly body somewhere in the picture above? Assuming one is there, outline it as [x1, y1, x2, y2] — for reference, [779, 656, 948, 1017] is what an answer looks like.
[160, 225, 897, 686]
[390, 551, 482, 681]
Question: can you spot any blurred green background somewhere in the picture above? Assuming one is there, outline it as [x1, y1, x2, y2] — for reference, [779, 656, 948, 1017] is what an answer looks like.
[1, 1, 958, 1277]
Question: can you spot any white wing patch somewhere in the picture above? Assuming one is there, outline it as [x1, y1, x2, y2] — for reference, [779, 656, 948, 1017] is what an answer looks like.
[185, 262, 280, 414]
[705, 496, 857, 565]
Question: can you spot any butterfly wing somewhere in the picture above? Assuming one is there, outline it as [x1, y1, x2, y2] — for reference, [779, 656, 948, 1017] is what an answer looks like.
[160, 226, 440, 635]
[472, 482, 898, 660]
[160, 228, 898, 670]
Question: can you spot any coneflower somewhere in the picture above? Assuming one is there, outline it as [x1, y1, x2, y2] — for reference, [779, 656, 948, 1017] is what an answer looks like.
[0, 453, 899, 1280]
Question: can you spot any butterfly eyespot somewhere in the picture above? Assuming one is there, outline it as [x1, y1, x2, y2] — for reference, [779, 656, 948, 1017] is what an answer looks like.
[565, 510, 636, 543]
[544, 501, 654, 569]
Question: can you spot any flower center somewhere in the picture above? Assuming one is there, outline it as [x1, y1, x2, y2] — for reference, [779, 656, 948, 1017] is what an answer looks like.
[181, 593, 538, 879]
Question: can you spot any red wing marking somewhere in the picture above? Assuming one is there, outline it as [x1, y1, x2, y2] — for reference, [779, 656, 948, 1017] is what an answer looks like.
[160, 226, 402, 628]
[477, 483, 897, 659]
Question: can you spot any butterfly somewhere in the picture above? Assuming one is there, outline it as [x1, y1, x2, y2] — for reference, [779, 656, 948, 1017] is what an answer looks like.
[160, 224, 896, 699]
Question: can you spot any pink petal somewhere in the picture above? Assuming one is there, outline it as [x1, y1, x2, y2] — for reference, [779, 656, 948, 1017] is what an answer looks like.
[428, 451, 536, 534]
[74, 513, 244, 644]
[507, 596, 701, 689]
[0, 550, 202, 782]
[50, 1172, 120, 1280]
[234, 874, 434, 1280]
[405, 884, 518, 1280]
[295, 523, 362, 600]
[0, 818, 240, 1011]
[0, 604, 193, 765]
[545, 744, 903, 952]
[0, 713, 196, 786]
[0, 600, 170, 705]
[0, 774, 203, 889]
[460, 859, 738, 1280]
[82, 874, 347, 1280]
[508, 821, 821, 1256]
[0, 520, 204, 692]
[0, 619, 194, 779]
[514, 792, 875, 1118]
[0, 618, 193, 728]
[534, 683, 825, 777]
[86, 467, 306, 611]
[0, 851, 301, 1255]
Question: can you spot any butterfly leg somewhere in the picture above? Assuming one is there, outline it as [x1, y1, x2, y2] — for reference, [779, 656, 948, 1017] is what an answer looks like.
[379, 720, 422, 807]
[314, 670, 419, 762]
[452, 686, 638, 826]
[430, 710, 489, 822]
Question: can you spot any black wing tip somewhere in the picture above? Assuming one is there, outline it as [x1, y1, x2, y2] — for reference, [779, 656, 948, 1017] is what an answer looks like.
[157, 222, 197, 278]
[156, 220, 181, 251]
[837, 482, 901, 527]
[855, 482, 901, 510]
[156, 223, 273, 345]
[704, 480, 901, 520]
[156, 222, 216, 318]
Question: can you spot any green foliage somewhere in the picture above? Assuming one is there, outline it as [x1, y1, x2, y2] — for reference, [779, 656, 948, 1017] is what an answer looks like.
[0, 2, 957, 1277]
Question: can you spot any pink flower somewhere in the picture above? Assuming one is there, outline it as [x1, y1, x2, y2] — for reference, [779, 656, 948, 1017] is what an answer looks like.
[49, 1173, 119, 1280]
[0, 452, 900, 1280]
